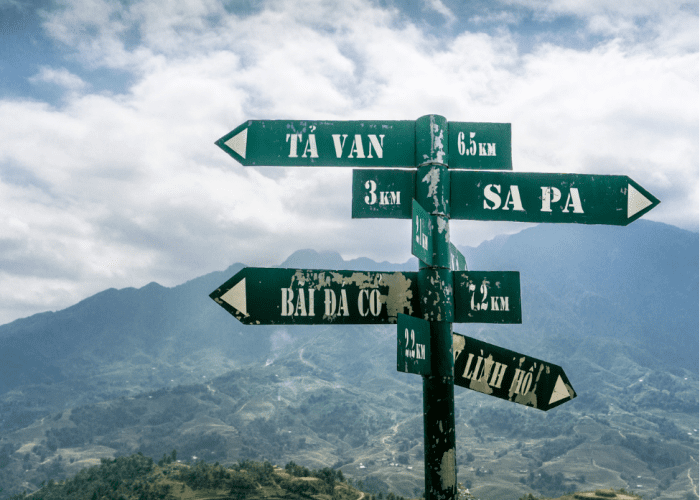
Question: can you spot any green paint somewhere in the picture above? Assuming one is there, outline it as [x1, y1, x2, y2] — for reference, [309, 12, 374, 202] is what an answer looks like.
[351, 169, 415, 219]
[448, 122, 512, 170]
[453, 332, 576, 411]
[449, 243, 467, 271]
[451, 171, 659, 225]
[397, 313, 431, 376]
[453, 271, 522, 324]
[412, 199, 433, 265]
[210, 267, 420, 325]
[216, 120, 415, 167]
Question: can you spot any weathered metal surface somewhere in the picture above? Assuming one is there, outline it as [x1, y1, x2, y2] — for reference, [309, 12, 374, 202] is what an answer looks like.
[352, 169, 415, 219]
[453, 332, 577, 411]
[412, 200, 434, 266]
[418, 268, 454, 323]
[397, 313, 431, 376]
[210, 267, 420, 325]
[417, 164, 450, 215]
[448, 243, 467, 272]
[416, 114, 448, 167]
[423, 371, 456, 500]
[453, 271, 521, 324]
[216, 120, 415, 167]
[450, 171, 660, 225]
[448, 122, 512, 170]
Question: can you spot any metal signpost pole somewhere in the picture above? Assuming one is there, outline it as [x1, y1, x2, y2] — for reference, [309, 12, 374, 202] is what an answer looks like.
[415, 115, 456, 500]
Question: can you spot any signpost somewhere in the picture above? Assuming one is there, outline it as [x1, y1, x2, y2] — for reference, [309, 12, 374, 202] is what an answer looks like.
[453, 333, 576, 411]
[212, 113, 659, 500]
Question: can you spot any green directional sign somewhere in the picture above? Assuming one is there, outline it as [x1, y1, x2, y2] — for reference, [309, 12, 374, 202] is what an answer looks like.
[451, 171, 659, 225]
[412, 199, 433, 265]
[210, 267, 420, 325]
[448, 122, 512, 170]
[449, 242, 468, 271]
[453, 271, 521, 324]
[397, 313, 431, 376]
[352, 169, 415, 218]
[216, 120, 415, 167]
[453, 333, 576, 411]
[217, 119, 513, 169]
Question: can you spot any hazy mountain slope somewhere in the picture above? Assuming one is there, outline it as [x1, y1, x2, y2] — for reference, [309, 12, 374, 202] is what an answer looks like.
[0, 220, 697, 499]
[458, 220, 699, 372]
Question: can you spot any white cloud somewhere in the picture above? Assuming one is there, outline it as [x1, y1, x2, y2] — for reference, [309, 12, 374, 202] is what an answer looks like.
[29, 66, 88, 91]
[0, 0, 696, 325]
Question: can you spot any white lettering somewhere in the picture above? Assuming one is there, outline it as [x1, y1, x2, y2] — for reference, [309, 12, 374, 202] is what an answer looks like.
[380, 191, 401, 206]
[562, 187, 584, 213]
[324, 289, 336, 316]
[468, 132, 476, 155]
[369, 289, 382, 316]
[488, 362, 508, 389]
[281, 288, 294, 316]
[510, 368, 533, 395]
[364, 180, 377, 205]
[358, 290, 369, 317]
[331, 134, 348, 158]
[337, 289, 350, 316]
[286, 133, 302, 158]
[294, 289, 307, 316]
[462, 353, 475, 379]
[367, 134, 385, 158]
[348, 135, 365, 158]
[502, 185, 524, 211]
[540, 186, 562, 212]
[484, 184, 501, 210]
[479, 143, 496, 156]
[301, 135, 319, 158]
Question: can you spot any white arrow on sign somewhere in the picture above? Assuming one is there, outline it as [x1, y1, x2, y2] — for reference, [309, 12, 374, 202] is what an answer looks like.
[548, 375, 570, 405]
[223, 128, 247, 160]
[219, 277, 247, 316]
[628, 183, 653, 219]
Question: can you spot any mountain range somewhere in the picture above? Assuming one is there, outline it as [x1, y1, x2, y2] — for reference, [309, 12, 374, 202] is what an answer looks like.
[0, 220, 697, 500]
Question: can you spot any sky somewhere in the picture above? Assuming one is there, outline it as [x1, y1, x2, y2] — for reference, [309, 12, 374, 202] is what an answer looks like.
[0, 0, 697, 326]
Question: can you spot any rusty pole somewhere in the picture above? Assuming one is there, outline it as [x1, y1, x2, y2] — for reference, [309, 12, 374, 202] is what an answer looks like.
[415, 115, 456, 500]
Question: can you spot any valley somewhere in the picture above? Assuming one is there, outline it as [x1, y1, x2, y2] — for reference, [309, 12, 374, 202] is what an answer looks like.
[0, 221, 697, 500]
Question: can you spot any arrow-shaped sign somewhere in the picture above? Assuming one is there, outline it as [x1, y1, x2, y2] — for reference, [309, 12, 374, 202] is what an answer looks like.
[210, 267, 420, 325]
[453, 333, 576, 411]
[451, 171, 659, 225]
[216, 120, 415, 167]
[217, 120, 513, 169]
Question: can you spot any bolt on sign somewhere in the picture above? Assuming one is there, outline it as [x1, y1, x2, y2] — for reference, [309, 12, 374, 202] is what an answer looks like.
[453, 332, 576, 411]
